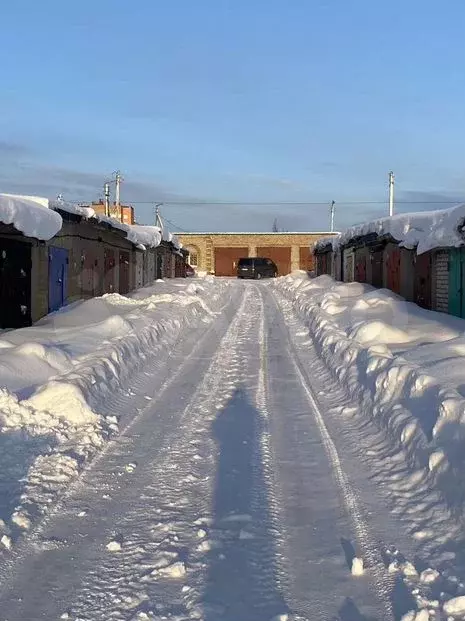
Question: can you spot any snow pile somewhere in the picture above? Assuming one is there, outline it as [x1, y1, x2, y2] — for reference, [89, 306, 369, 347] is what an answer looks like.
[0, 277, 229, 540]
[315, 203, 465, 255]
[0, 193, 62, 240]
[273, 273, 465, 515]
[51, 198, 96, 219]
[96, 215, 162, 250]
[160, 225, 182, 250]
[129, 224, 162, 249]
[274, 272, 465, 619]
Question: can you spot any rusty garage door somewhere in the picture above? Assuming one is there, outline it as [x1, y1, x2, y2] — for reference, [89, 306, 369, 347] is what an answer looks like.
[214, 247, 248, 276]
[386, 247, 401, 294]
[257, 247, 291, 276]
[414, 252, 432, 309]
[299, 247, 314, 272]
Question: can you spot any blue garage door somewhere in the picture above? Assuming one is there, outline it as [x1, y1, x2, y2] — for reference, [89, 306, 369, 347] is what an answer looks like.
[49, 246, 68, 313]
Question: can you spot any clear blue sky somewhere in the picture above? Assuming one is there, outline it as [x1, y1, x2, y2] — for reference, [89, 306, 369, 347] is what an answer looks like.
[0, 0, 463, 231]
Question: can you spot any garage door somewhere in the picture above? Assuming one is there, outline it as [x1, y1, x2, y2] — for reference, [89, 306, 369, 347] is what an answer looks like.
[299, 247, 314, 272]
[257, 247, 291, 276]
[214, 247, 248, 276]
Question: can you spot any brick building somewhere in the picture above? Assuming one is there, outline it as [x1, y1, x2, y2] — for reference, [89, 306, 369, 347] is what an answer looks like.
[177, 232, 336, 276]
[90, 200, 135, 225]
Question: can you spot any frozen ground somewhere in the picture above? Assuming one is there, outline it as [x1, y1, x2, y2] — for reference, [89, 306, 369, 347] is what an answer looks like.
[1, 275, 465, 620]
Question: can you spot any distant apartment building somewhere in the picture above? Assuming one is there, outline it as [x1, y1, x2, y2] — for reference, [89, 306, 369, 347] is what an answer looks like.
[90, 199, 135, 225]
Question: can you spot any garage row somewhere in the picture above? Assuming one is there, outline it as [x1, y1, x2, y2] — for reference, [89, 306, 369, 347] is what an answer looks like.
[0, 206, 187, 330]
[314, 232, 455, 316]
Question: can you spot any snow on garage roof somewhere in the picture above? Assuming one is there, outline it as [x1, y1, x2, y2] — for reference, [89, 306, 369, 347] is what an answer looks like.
[315, 203, 465, 255]
[0, 194, 63, 241]
[50, 198, 96, 219]
[0, 193, 170, 250]
[95, 216, 163, 250]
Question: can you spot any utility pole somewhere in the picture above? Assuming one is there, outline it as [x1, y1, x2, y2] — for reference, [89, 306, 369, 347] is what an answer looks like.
[104, 182, 110, 217]
[389, 171, 395, 216]
[330, 200, 335, 232]
[155, 203, 164, 232]
[114, 170, 123, 220]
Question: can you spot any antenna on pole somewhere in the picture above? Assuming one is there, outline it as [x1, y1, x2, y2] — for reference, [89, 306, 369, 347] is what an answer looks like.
[155, 203, 164, 233]
[104, 182, 110, 217]
[113, 170, 123, 220]
[330, 200, 336, 232]
[389, 171, 395, 216]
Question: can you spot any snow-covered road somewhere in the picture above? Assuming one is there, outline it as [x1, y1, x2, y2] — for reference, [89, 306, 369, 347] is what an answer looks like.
[0, 279, 463, 621]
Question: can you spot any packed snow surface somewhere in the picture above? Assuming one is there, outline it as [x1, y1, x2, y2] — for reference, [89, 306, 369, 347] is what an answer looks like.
[0, 193, 62, 240]
[2, 275, 465, 620]
[315, 202, 465, 254]
[0, 276, 226, 535]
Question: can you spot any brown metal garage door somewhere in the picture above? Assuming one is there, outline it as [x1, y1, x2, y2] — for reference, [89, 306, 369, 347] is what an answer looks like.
[257, 247, 291, 276]
[299, 247, 314, 272]
[214, 247, 248, 276]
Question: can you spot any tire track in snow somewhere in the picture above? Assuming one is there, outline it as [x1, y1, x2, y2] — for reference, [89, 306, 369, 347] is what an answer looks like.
[266, 287, 396, 619]
[0, 286, 287, 621]
[252, 287, 291, 609]
[67, 289, 253, 621]
[0, 289, 244, 614]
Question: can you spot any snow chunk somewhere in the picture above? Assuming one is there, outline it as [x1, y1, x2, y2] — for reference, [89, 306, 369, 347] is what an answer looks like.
[420, 568, 440, 584]
[400, 611, 430, 621]
[27, 380, 97, 425]
[157, 561, 186, 578]
[1, 535, 12, 550]
[444, 596, 465, 616]
[11, 511, 31, 530]
[351, 557, 364, 576]
[402, 561, 419, 577]
[0, 193, 62, 240]
[106, 540, 122, 552]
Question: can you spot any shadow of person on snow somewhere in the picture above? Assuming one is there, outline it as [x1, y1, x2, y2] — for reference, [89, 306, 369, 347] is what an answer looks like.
[340, 537, 357, 571]
[202, 387, 287, 621]
[390, 574, 418, 621]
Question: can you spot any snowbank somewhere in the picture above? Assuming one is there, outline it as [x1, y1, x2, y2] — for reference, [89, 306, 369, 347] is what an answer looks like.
[273, 273, 465, 618]
[51, 198, 96, 219]
[273, 273, 465, 514]
[95, 215, 162, 249]
[315, 203, 465, 255]
[0, 193, 62, 240]
[0, 277, 229, 538]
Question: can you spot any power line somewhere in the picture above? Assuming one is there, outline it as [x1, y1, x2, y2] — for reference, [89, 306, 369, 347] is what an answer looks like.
[71, 199, 462, 206]
[163, 217, 189, 233]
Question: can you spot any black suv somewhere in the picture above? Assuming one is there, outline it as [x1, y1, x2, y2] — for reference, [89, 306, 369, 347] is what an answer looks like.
[237, 257, 278, 279]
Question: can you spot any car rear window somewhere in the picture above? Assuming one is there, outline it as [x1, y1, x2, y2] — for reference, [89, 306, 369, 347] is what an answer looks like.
[238, 258, 253, 266]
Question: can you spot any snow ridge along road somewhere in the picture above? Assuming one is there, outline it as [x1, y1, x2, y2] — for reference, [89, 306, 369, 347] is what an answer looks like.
[0, 278, 459, 620]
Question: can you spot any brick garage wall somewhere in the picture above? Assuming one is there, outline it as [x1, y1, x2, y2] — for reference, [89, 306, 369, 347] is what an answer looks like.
[433, 250, 449, 312]
[178, 233, 337, 274]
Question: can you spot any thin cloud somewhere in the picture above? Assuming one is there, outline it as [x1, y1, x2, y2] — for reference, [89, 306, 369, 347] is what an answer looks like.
[0, 140, 34, 158]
